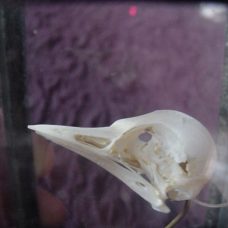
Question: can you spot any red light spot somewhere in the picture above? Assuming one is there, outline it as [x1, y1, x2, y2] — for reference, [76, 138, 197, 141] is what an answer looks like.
[129, 5, 138, 17]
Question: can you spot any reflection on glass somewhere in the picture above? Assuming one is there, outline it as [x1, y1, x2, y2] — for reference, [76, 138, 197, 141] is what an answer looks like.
[0, 2, 227, 228]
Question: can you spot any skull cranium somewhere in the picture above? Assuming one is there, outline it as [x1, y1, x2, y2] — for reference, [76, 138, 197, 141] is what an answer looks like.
[28, 110, 216, 213]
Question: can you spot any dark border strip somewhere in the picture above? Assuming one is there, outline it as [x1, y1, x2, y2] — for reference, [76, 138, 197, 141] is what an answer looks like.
[0, 3, 40, 228]
[204, 10, 228, 228]
[217, 10, 228, 228]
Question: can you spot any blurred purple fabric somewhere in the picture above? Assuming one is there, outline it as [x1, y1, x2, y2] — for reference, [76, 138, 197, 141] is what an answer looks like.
[24, 3, 226, 228]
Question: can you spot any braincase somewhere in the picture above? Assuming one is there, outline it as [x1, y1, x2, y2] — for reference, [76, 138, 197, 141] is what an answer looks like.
[111, 110, 216, 179]
[171, 114, 216, 177]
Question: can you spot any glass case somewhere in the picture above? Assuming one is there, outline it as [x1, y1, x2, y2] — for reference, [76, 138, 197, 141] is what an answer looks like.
[0, 1, 228, 227]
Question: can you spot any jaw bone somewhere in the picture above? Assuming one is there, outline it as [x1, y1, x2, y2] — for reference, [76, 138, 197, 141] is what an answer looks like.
[28, 110, 216, 213]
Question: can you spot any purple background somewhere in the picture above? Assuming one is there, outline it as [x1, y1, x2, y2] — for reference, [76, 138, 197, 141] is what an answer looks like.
[24, 3, 226, 227]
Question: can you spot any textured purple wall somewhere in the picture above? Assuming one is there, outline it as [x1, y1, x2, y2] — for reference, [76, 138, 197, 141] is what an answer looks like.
[25, 3, 226, 227]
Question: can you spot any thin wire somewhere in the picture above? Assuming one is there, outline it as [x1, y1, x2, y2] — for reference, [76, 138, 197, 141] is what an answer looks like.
[193, 198, 228, 208]
[164, 201, 191, 228]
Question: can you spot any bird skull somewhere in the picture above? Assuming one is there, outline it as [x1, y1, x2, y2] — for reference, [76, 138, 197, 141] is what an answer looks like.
[28, 110, 216, 213]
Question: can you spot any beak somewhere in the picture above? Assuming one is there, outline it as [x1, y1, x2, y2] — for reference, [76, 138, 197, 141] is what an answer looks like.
[28, 124, 170, 213]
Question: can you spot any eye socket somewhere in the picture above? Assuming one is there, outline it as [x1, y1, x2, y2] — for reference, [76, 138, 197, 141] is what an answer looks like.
[138, 132, 152, 142]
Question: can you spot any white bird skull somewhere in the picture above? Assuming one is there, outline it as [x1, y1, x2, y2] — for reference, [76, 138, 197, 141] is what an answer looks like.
[28, 110, 216, 213]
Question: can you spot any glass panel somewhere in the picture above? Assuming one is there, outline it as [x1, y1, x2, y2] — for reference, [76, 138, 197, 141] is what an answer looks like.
[1, 2, 227, 228]
[25, 3, 227, 227]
